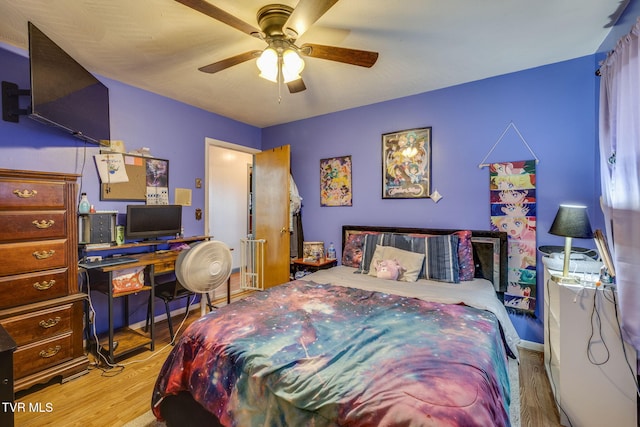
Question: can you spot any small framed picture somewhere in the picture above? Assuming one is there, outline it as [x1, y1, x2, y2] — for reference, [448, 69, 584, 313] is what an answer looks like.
[382, 127, 431, 199]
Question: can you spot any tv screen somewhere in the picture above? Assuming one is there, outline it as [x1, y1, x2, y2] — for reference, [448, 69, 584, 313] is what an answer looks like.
[28, 22, 110, 145]
[125, 204, 183, 241]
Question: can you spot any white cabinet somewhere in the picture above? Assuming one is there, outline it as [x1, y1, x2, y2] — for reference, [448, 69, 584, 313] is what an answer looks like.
[543, 268, 637, 427]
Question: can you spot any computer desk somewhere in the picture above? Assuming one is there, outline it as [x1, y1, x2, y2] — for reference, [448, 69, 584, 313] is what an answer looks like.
[82, 238, 231, 364]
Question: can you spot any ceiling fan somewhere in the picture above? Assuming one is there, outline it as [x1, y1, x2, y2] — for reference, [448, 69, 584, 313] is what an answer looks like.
[175, 0, 379, 93]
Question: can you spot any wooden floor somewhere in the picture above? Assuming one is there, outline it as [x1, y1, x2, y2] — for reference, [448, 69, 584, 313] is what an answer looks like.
[518, 346, 561, 426]
[13, 277, 561, 426]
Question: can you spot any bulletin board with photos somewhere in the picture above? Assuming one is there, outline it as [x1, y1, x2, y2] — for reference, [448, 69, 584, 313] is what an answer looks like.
[99, 152, 169, 203]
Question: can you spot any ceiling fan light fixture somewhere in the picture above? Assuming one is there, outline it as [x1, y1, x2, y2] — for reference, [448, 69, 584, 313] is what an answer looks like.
[257, 47, 278, 82]
[282, 49, 305, 83]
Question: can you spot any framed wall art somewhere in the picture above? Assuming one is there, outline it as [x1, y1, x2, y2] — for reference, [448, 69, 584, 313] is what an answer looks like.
[382, 127, 431, 199]
[320, 155, 352, 206]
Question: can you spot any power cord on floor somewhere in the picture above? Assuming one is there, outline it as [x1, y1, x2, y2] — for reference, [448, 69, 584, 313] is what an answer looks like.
[81, 268, 196, 376]
[116, 294, 197, 368]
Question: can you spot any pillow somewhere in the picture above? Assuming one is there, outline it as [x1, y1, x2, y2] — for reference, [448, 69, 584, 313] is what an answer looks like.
[424, 234, 460, 283]
[355, 233, 386, 274]
[453, 230, 475, 281]
[367, 245, 388, 276]
[396, 231, 472, 281]
[369, 245, 425, 282]
[342, 231, 383, 269]
[342, 233, 366, 268]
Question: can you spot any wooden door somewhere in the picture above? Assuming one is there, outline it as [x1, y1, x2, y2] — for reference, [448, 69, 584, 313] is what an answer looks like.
[253, 145, 290, 288]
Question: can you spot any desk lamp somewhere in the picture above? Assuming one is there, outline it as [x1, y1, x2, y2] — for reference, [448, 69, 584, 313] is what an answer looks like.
[548, 204, 594, 283]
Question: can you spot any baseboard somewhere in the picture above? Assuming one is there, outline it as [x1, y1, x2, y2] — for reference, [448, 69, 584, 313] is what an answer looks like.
[518, 339, 544, 352]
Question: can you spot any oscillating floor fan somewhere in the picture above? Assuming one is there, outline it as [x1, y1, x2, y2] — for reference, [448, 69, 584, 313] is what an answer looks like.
[175, 240, 233, 295]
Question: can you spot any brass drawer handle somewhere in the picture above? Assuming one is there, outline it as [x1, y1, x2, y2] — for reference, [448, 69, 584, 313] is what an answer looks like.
[33, 280, 56, 291]
[33, 250, 55, 260]
[13, 189, 38, 198]
[38, 345, 61, 358]
[39, 317, 61, 329]
[32, 219, 55, 229]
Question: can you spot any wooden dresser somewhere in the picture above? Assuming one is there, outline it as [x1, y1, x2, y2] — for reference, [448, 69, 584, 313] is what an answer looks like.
[0, 169, 89, 392]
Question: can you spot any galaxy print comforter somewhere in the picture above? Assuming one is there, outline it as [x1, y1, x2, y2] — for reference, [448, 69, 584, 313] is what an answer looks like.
[152, 280, 512, 426]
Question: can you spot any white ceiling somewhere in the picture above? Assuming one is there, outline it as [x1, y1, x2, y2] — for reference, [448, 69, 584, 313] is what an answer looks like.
[0, 0, 626, 128]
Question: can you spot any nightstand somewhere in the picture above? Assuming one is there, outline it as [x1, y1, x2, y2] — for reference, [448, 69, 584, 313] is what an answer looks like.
[543, 268, 637, 426]
[291, 258, 337, 277]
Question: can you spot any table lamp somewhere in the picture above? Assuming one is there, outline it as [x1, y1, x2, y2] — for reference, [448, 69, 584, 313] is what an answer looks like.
[548, 204, 594, 283]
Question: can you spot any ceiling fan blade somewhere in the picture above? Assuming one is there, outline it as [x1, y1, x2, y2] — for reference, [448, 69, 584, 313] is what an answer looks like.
[283, 0, 340, 39]
[198, 51, 261, 74]
[175, 0, 260, 36]
[287, 78, 306, 93]
[300, 43, 379, 68]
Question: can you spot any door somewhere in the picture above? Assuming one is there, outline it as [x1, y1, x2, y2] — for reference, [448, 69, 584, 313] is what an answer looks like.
[253, 145, 290, 288]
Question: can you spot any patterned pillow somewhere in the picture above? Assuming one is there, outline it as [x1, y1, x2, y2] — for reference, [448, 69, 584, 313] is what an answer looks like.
[342, 233, 367, 268]
[424, 234, 460, 283]
[356, 233, 387, 274]
[400, 231, 472, 281]
[453, 230, 475, 281]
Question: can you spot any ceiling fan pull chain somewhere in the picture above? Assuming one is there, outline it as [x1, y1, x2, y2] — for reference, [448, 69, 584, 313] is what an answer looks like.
[278, 57, 283, 103]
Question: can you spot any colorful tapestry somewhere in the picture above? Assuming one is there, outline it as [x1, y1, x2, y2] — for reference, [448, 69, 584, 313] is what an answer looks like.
[490, 160, 537, 313]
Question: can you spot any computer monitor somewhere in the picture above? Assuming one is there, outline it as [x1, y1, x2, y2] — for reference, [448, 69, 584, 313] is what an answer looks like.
[125, 204, 182, 241]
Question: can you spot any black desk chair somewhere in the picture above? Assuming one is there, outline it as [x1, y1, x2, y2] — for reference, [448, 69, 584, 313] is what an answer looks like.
[145, 279, 214, 344]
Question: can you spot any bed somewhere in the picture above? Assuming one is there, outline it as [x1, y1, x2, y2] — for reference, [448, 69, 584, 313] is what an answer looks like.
[151, 225, 520, 426]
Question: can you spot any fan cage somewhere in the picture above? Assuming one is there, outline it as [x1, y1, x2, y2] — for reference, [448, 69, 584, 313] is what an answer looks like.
[175, 241, 233, 293]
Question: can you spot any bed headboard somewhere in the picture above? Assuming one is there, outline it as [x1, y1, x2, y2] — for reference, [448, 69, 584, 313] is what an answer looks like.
[341, 225, 508, 293]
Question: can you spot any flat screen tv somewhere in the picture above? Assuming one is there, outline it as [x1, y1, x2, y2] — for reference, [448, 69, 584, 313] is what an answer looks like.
[28, 22, 110, 145]
[125, 204, 183, 242]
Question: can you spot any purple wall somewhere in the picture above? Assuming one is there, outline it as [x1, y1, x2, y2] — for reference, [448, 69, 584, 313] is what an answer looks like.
[263, 55, 602, 343]
[0, 46, 260, 333]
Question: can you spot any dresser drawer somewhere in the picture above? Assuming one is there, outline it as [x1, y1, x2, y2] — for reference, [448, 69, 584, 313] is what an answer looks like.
[13, 332, 74, 379]
[0, 269, 68, 309]
[0, 211, 67, 242]
[0, 240, 68, 277]
[0, 179, 65, 209]
[0, 302, 73, 346]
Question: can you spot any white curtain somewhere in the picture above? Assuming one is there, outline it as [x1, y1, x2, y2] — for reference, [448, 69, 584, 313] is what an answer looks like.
[598, 17, 640, 352]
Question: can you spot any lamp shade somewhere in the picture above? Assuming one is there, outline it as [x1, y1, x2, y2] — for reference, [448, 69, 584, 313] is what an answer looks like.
[282, 49, 304, 83]
[548, 204, 594, 239]
[257, 47, 278, 82]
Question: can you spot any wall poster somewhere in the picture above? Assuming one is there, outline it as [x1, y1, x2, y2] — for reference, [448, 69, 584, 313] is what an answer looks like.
[381, 127, 431, 199]
[320, 155, 352, 207]
[146, 158, 169, 204]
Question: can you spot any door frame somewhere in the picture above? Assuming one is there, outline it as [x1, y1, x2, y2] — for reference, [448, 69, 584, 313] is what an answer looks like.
[204, 137, 260, 238]
[202, 138, 260, 313]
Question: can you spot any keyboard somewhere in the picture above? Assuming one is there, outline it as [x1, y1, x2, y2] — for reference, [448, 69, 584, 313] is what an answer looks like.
[79, 257, 138, 269]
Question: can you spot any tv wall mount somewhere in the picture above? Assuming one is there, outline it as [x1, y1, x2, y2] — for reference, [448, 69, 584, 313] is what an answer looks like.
[2, 81, 30, 123]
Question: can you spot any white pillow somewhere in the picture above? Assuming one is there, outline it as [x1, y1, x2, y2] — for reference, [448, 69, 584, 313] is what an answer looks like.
[368, 245, 425, 282]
